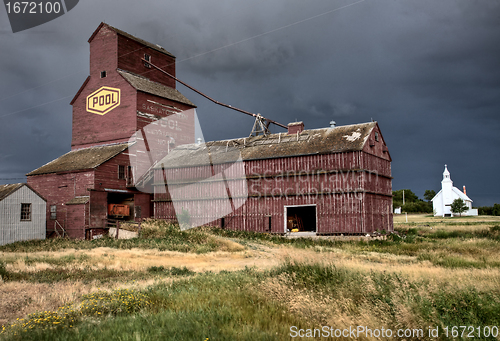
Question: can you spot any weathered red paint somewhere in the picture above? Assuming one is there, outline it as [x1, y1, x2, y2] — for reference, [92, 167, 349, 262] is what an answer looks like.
[71, 23, 195, 150]
[27, 171, 93, 239]
[27, 150, 153, 239]
[154, 123, 393, 234]
[116, 32, 176, 88]
[28, 22, 393, 239]
[287, 122, 304, 134]
[27, 23, 196, 239]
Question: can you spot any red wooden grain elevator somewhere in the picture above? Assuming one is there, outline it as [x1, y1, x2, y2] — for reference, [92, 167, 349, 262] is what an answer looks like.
[27, 23, 196, 239]
[27, 22, 393, 238]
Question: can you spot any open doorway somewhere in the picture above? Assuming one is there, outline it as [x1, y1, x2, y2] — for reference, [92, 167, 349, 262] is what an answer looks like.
[285, 205, 317, 233]
[107, 192, 134, 221]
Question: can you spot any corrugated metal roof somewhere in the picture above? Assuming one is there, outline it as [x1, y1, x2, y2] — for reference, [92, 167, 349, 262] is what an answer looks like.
[27, 144, 128, 176]
[156, 122, 377, 169]
[118, 70, 195, 107]
[0, 183, 24, 201]
[66, 196, 90, 205]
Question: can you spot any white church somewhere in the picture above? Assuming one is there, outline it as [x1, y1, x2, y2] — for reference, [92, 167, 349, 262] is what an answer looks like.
[432, 165, 478, 217]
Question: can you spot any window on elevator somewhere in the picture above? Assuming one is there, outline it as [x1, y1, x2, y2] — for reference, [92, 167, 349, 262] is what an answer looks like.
[118, 165, 126, 180]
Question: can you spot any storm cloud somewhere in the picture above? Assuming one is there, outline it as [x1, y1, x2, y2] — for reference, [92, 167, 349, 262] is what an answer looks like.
[1, 0, 499, 206]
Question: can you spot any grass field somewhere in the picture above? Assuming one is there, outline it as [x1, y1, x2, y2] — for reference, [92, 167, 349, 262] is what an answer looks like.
[1, 215, 500, 340]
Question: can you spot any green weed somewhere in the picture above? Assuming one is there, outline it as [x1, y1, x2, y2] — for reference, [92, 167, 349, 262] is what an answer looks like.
[147, 266, 195, 277]
[2, 263, 500, 341]
[1, 289, 150, 340]
[0, 261, 9, 281]
[2, 268, 148, 284]
[22, 254, 90, 267]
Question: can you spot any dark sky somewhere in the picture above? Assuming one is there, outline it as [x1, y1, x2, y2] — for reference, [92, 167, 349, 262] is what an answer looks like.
[1, 0, 499, 206]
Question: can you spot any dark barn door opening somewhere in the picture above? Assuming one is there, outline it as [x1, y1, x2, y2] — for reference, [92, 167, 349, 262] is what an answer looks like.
[286, 205, 316, 232]
[107, 193, 134, 220]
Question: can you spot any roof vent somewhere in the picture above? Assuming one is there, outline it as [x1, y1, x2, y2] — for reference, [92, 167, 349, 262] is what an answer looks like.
[196, 138, 203, 145]
[330, 120, 336, 128]
[288, 121, 304, 135]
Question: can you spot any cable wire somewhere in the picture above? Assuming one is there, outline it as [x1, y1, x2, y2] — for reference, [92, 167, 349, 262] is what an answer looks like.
[0, 0, 366, 119]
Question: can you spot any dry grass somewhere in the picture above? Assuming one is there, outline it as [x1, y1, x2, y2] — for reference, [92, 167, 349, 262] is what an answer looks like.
[394, 215, 500, 241]
[276, 246, 500, 292]
[402, 223, 497, 233]
[394, 213, 500, 225]
[259, 257, 500, 341]
[1, 243, 273, 275]
[258, 274, 429, 340]
[2, 218, 500, 339]
[0, 281, 99, 327]
[0, 242, 282, 327]
[2, 234, 499, 328]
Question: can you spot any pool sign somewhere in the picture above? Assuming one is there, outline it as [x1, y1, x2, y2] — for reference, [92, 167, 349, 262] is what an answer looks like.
[3, 0, 80, 33]
[86, 86, 121, 115]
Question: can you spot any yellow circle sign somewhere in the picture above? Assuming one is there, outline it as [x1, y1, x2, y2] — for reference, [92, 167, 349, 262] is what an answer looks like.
[86, 86, 121, 115]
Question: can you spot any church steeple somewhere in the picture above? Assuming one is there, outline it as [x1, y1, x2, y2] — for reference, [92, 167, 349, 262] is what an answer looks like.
[441, 164, 453, 197]
[442, 164, 451, 182]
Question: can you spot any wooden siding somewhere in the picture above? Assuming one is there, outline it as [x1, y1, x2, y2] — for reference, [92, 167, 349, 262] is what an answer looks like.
[154, 150, 393, 234]
[94, 152, 132, 192]
[117, 34, 176, 88]
[0, 185, 46, 245]
[26, 23, 193, 239]
[89, 190, 107, 230]
[27, 171, 94, 235]
[89, 24, 118, 80]
[71, 74, 137, 149]
[72, 24, 195, 150]
[65, 202, 89, 239]
[136, 93, 196, 146]
[362, 123, 392, 162]
[134, 193, 152, 221]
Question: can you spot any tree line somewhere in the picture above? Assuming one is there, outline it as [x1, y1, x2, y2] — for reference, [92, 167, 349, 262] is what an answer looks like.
[393, 189, 500, 215]
[392, 189, 434, 213]
[477, 204, 500, 216]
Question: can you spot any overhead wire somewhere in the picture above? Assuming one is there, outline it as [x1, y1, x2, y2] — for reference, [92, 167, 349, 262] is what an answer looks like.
[0, 37, 148, 119]
[0, 95, 75, 119]
[175, 0, 365, 65]
[0, 37, 150, 104]
[0, 0, 366, 120]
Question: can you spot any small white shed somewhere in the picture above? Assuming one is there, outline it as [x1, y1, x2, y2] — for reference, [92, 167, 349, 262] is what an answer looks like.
[0, 183, 46, 246]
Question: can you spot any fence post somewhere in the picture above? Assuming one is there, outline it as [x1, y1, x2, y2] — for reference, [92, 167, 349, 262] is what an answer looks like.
[115, 220, 120, 239]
